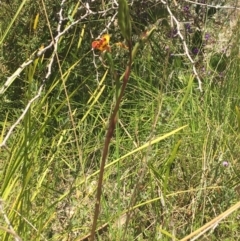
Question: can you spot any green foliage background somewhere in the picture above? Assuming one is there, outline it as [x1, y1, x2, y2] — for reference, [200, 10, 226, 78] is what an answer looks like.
[0, 0, 240, 240]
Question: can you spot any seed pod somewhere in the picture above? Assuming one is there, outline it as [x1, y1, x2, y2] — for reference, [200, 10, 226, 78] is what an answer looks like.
[118, 0, 131, 41]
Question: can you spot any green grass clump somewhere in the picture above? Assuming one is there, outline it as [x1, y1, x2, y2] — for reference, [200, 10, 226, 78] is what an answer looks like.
[0, 1, 240, 240]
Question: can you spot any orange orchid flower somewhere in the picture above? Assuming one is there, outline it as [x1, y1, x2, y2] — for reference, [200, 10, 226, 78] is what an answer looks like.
[91, 34, 111, 52]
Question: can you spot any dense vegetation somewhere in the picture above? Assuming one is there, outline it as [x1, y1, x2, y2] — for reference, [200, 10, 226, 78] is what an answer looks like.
[0, 0, 240, 240]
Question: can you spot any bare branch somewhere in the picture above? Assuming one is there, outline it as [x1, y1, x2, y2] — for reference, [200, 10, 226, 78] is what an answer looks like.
[184, 0, 240, 10]
[161, 0, 203, 91]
